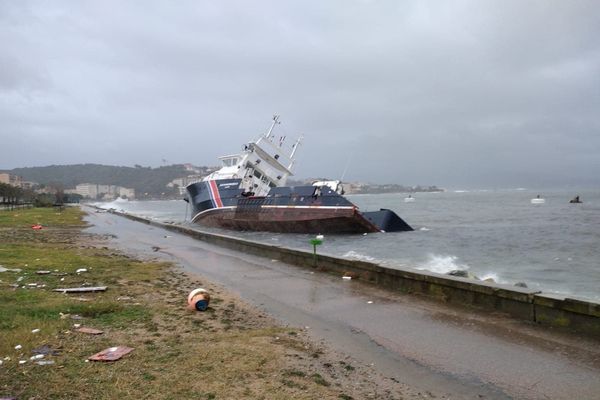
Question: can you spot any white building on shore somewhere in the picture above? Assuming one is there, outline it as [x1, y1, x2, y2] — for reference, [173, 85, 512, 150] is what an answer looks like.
[70, 183, 135, 200]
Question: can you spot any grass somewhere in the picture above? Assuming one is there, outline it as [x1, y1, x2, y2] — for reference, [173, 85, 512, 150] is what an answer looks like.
[0, 207, 357, 399]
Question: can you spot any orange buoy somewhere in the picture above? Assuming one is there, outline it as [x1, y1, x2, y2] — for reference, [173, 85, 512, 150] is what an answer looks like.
[187, 288, 210, 311]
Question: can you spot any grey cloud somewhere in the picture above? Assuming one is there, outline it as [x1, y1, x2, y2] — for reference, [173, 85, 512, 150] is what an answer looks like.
[0, 0, 599, 188]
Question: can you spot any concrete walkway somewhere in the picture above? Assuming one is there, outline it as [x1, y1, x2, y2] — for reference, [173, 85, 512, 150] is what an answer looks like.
[86, 210, 600, 400]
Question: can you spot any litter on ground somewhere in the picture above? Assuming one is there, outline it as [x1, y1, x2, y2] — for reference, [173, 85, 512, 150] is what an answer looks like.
[53, 286, 107, 293]
[32, 345, 60, 356]
[77, 327, 104, 335]
[88, 346, 134, 362]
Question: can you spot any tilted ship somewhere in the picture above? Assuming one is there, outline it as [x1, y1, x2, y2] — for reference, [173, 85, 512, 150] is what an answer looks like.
[185, 116, 413, 234]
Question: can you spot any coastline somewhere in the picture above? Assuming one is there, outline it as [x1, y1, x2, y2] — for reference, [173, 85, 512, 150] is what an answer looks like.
[105, 207, 600, 338]
[0, 207, 427, 399]
[84, 206, 600, 399]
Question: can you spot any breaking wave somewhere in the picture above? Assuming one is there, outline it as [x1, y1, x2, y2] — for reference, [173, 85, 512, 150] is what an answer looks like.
[343, 251, 376, 262]
[416, 254, 469, 274]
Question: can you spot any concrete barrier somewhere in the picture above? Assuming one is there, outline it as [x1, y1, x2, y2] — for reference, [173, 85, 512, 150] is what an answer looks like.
[106, 209, 600, 337]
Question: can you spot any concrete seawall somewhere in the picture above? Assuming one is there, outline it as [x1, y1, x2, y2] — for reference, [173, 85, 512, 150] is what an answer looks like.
[107, 210, 600, 337]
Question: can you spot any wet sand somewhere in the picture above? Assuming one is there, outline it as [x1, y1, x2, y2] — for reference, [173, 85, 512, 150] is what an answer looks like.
[85, 209, 600, 400]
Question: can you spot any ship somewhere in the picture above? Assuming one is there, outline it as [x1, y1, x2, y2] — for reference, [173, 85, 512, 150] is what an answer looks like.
[184, 116, 413, 234]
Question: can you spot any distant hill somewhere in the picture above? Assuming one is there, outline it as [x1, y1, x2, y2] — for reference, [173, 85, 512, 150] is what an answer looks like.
[5, 164, 211, 197]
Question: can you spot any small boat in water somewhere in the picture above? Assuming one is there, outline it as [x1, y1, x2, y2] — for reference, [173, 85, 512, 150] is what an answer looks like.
[185, 116, 413, 234]
[404, 195, 415, 203]
[569, 195, 582, 204]
[531, 195, 545, 204]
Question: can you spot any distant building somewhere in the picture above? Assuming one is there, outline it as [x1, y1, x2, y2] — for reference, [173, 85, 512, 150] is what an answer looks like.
[167, 175, 205, 195]
[0, 173, 23, 187]
[71, 183, 135, 200]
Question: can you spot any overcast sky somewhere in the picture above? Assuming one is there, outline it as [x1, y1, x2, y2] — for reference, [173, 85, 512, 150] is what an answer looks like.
[1, 1, 599, 187]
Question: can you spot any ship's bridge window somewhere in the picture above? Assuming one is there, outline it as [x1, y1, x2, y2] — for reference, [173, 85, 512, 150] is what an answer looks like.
[221, 157, 239, 167]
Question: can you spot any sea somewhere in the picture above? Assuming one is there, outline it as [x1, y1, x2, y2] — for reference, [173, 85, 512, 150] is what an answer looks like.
[95, 188, 600, 302]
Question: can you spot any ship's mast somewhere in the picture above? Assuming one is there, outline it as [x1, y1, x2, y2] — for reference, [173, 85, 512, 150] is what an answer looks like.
[265, 114, 280, 139]
[288, 135, 303, 171]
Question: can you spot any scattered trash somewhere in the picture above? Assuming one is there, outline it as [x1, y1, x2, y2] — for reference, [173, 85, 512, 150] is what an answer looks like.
[0, 266, 22, 273]
[342, 276, 352, 280]
[14, 345, 22, 350]
[16, 277, 24, 282]
[31, 224, 43, 230]
[31, 328, 40, 333]
[60, 278, 65, 281]
[73, 324, 81, 328]
[53, 286, 107, 293]
[0, 360, 3, 366]
[164, 235, 171, 238]
[36, 270, 51, 275]
[76, 268, 88, 273]
[367, 301, 373, 304]
[36, 360, 55, 366]
[71, 315, 84, 320]
[88, 346, 134, 362]
[19, 360, 27, 365]
[27, 283, 38, 287]
[187, 288, 211, 311]
[32, 345, 60, 356]
[30, 354, 45, 360]
[271, 259, 278, 262]
[77, 327, 104, 335]
[59, 312, 70, 319]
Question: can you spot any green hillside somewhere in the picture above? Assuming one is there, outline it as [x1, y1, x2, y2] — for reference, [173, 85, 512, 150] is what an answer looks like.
[6, 164, 206, 197]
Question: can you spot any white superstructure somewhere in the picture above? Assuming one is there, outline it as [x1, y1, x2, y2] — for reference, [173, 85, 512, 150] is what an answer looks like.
[202, 115, 303, 197]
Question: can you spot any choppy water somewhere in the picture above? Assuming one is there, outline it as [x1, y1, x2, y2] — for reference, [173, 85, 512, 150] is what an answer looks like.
[96, 188, 600, 301]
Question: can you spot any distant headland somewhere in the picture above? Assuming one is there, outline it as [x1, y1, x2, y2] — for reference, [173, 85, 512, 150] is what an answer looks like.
[1, 163, 442, 201]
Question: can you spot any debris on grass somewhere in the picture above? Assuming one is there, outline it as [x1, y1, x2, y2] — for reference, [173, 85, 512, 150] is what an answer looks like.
[76, 268, 88, 273]
[36, 360, 55, 366]
[53, 286, 107, 293]
[32, 345, 60, 356]
[31, 328, 40, 333]
[88, 346, 134, 362]
[77, 327, 104, 335]
[0, 266, 22, 273]
[14, 345, 22, 350]
[36, 270, 51, 275]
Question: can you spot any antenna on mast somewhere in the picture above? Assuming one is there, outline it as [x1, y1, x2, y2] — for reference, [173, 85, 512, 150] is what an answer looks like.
[288, 135, 303, 171]
[265, 114, 280, 138]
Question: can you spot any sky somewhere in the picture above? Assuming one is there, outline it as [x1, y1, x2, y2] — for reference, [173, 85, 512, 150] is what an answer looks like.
[1, 0, 599, 187]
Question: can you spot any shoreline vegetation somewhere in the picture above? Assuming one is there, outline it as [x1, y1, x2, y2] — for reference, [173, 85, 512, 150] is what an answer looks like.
[0, 207, 420, 399]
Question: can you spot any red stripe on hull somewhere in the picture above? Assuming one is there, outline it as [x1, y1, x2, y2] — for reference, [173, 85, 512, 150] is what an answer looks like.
[208, 180, 223, 208]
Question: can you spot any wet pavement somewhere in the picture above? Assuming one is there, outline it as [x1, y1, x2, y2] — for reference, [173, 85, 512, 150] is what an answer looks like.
[85, 209, 600, 400]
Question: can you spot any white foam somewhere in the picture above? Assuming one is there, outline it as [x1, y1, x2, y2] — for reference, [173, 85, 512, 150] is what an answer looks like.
[343, 251, 376, 262]
[419, 227, 430, 231]
[416, 254, 469, 274]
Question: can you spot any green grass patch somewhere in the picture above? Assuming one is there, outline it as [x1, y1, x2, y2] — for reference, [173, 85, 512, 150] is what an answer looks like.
[0, 206, 85, 228]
